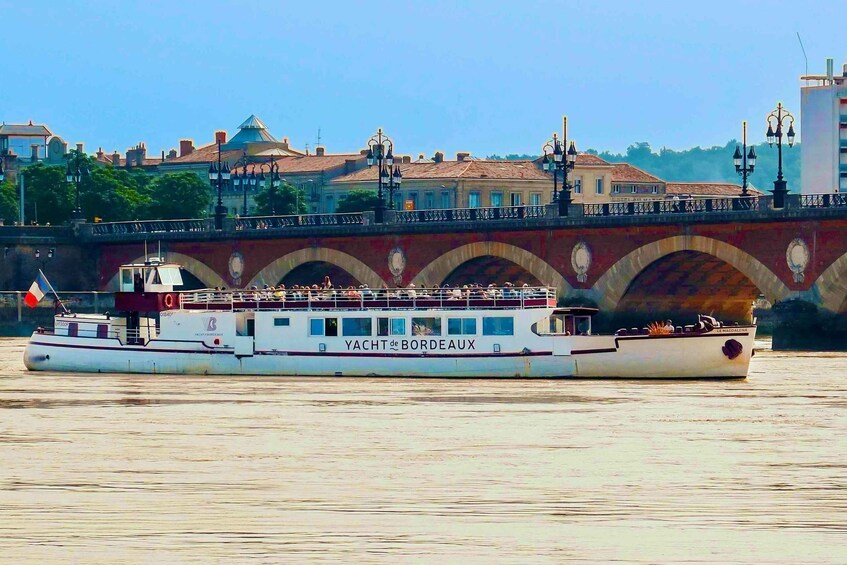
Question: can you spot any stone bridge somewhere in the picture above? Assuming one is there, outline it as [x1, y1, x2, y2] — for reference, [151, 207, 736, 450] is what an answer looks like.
[5, 194, 847, 347]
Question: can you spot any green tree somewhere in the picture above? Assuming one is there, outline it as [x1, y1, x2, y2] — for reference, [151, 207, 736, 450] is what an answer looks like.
[336, 189, 381, 213]
[81, 165, 150, 222]
[0, 179, 18, 224]
[143, 172, 211, 219]
[20, 163, 72, 225]
[254, 181, 306, 216]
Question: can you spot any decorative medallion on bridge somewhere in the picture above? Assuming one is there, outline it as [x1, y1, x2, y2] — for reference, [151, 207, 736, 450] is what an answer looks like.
[228, 251, 244, 286]
[388, 247, 406, 285]
[785, 238, 809, 283]
[571, 242, 592, 283]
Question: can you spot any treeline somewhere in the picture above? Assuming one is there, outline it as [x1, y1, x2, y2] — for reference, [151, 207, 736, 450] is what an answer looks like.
[0, 151, 305, 225]
[488, 140, 802, 192]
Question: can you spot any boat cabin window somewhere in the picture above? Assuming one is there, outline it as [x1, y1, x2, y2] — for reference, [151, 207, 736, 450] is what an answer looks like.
[157, 267, 183, 286]
[342, 318, 372, 337]
[483, 316, 514, 336]
[377, 317, 406, 336]
[273, 317, 290, 327]
[412, 317, 441, 336]
[575, 316, 592, 335]
[448, 317, 477, 335]
[309, 318, 338, 337]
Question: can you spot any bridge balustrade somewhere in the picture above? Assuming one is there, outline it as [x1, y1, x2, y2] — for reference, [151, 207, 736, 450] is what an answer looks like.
[394, 205, 546, 223]
[583, 196, 760, 217]
[90, 218, 207, 236]
[801, 194, 847, 208]
[235, 213, 364, 231]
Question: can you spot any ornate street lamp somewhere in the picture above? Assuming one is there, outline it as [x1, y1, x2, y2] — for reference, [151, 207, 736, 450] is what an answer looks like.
[230, 152, 254, 216]
[733, 121, 757, 199]
[541, 116, 577, 216]
[366, 128, 402, 222]
[65, 149, 89, 220]
[207, 140, 230, 229]
[258, 160, 282, 215]
[765, 102, 795, 209]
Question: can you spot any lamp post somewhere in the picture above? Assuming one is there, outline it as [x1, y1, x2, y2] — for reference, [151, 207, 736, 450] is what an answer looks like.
[366, 128, 402, 222]
[733, 121, 757, 201]
[258, 159, 282, 215]
[65, 150, 88, 220]
[766, 102, 795, 209]
[230, 152, 255, 216]
[207, 140, 230, 229]
[541, 116, 577, 216]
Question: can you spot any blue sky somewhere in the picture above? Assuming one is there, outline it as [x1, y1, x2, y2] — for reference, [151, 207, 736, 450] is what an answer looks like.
[2, 0, 843, 159]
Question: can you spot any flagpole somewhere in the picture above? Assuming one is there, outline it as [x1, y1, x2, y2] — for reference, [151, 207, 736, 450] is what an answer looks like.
[38, 269, 70, 314]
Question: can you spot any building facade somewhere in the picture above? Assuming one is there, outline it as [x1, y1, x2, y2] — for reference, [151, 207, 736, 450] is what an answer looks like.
[800, 58, 847, 194]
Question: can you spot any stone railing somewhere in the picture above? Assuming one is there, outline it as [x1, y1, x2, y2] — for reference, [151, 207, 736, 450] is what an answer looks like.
[73, 193, 847, 240]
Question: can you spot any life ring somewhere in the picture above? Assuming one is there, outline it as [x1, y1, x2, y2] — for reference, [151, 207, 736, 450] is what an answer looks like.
[164, 294, 175, 308]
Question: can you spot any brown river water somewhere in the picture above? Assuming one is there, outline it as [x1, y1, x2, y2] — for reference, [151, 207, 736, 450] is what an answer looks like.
[0, 337, 845, 564]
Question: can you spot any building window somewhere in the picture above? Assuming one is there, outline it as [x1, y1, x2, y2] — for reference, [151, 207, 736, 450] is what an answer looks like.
[510, 192, 522, 206]
[441, 191, 451, 209]
[394, 192, 403, 210]
[412, 317, 442, 336]
[490, 192, 503, 207]
[469, 191, 481, 208]
[310, 318, 338, 337]
[342, 317, 372, 336]
[651, 185, 658, 194]
[378, 317, 406, 336]
[529, 192, 542, 205]
[630, 185, 638, 194]
[482, 316, 514, 336]
[596, 178, 604, 194]
[408, 192, 418, 210]
[448, 318, 477, 335]
[325, 195, 335, 213]
[425, 191, 434, 209]
[612, 184, 620, 194]
[574, 178, 582, 194]
[273, 318, 290, 327]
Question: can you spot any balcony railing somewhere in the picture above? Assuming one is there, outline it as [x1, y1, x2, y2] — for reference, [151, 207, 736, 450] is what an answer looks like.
[394, 204, 546, 223]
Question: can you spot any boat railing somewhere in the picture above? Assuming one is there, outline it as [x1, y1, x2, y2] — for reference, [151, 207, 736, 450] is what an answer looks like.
[178, 286, 558, 311]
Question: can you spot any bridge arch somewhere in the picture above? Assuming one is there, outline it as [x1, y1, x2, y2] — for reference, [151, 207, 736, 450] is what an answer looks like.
[592, 235, 792, 311]
[104, 252, 226, 291]
[248, 247, 385, 289]
[411, 241, 571, 296]
[813, 251, 847, 312]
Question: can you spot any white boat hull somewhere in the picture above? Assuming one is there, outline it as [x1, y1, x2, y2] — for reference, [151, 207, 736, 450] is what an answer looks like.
[24, 327, 756, 379]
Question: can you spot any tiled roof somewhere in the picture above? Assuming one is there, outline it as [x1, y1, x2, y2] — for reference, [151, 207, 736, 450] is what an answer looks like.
[333, 160, 552, 183]
[236, 154, 365, 174]
[0, 123, 52, 137]
[665, 182, 763, 197]
[611, 163, 663, 183]
[575, 153, 611, 166]
[158, 143, 243, 165]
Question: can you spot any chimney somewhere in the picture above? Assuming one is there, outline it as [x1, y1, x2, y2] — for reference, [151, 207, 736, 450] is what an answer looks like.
[179, 139, 195, 157]
[76, 143, 84, 153]
[215, 131, 227, 144]
[433, 151, 444, 163]
[827, 58, 834, 82]
[112, 151, 120, 167]
[136, 143, 145, 166]
[96, 147, 104, 159]
[402, 155, 411, 164]
[30, 144, 39, 161]
[315, 146, 325, 157]
[456, 152, 470, 162]
[282, 136, 289, 150]
[167, 149, 177, 159]
[125, 149, 133, 168]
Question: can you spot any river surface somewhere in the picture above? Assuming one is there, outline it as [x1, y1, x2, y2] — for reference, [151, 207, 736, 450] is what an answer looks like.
[0, 337, 845, 564]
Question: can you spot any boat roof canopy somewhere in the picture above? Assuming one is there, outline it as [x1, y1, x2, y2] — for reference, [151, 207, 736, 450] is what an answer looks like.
[552, 307, 599, 316]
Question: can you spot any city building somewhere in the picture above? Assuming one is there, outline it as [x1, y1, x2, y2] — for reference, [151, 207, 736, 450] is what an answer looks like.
[800, 58, 847, 194]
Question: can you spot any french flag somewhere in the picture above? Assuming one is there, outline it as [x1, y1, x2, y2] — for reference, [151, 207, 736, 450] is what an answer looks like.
[25, 272, 50, 308]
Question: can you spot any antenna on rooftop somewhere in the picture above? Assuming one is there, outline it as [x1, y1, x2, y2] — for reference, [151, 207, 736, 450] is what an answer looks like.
[797, 32, 808, 84]
[316, 128, 321, 147]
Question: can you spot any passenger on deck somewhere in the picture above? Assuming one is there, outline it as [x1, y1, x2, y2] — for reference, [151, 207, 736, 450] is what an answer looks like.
[664, 320, 674, 333]
[407, 283, 417, 299]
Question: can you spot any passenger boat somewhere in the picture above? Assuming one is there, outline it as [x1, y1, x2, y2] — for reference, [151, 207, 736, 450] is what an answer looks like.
[24, 259, 757, 378]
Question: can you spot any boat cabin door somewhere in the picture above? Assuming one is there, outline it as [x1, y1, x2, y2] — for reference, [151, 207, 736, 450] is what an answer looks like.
[234, 314, 255, 357]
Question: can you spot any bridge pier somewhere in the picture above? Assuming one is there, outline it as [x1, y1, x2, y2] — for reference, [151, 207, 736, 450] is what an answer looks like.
[770, 300, 847, 350]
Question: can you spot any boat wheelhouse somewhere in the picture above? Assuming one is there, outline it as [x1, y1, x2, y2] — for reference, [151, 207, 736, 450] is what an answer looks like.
[24, 259, 757, 379]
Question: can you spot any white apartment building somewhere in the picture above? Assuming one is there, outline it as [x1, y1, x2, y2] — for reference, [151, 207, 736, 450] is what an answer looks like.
[800, 58, 847, 194]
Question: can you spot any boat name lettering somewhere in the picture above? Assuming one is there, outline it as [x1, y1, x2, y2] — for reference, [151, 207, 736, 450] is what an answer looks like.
[344, 338, 476, 352]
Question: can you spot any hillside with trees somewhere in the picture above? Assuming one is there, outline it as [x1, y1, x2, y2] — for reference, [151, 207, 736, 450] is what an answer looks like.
[489, 139, 802, 193]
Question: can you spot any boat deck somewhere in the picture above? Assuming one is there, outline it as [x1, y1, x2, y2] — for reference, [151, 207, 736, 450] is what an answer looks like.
[178, 286, 557, 312]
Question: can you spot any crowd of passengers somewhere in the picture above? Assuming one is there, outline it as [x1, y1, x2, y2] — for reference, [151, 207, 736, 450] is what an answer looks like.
[207, 277, 549, 302]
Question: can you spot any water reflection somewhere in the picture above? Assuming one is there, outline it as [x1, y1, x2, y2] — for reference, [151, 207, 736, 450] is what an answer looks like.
[1, 338, 846, 563]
